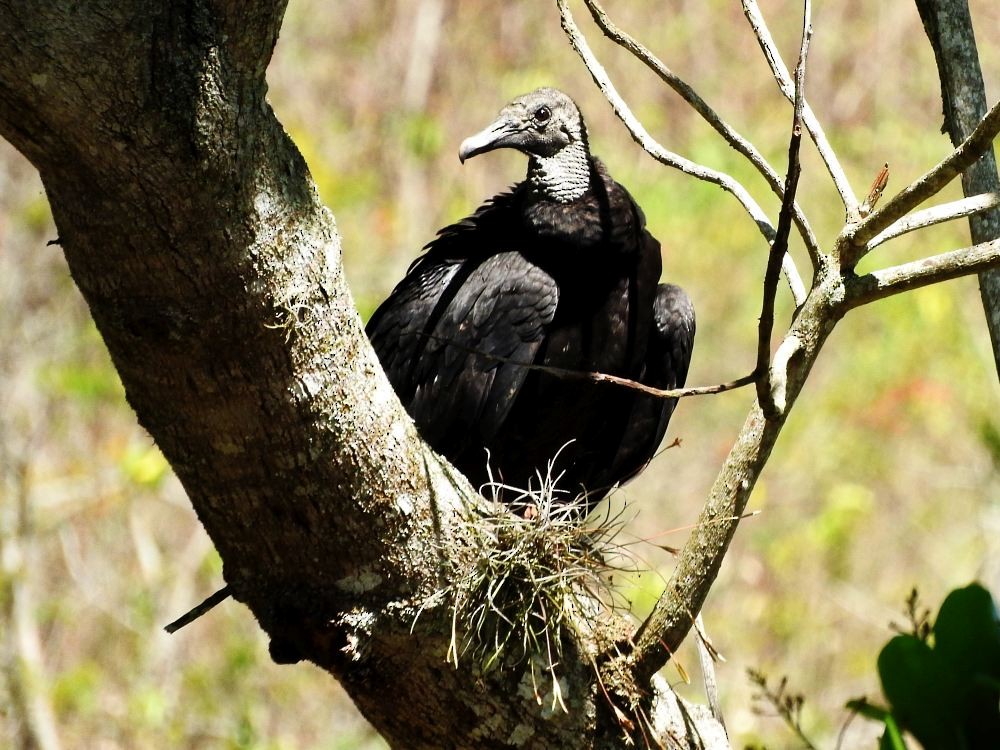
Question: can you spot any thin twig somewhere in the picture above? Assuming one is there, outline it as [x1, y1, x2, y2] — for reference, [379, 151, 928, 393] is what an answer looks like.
[559, 369, 756, 399]
[840, 98, 1000, 265]
[557, 0, 808, 307]
[163, 586, 231, 634]
[747, 669, 820, 750]
[867, 192, 1000, 249]
[846, 237, 1000, 307]
[421, 331, 755, 399]
[627, 0, 817, 685]
[756, 1, 810, 420]
[580, 0, 822, 268]
[741, 0, 859, 215]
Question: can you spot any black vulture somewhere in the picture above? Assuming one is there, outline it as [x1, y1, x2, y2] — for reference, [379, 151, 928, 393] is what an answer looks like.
[367, 88, 695, 512]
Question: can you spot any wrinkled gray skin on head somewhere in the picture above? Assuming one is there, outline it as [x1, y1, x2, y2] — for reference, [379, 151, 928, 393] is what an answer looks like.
[459, 88, 591, 203]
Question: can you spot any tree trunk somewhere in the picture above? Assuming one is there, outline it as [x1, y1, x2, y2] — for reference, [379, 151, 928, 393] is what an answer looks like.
[0, 2, 725, 746]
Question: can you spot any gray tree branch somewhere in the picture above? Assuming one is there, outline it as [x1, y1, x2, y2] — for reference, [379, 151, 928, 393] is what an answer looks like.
[847, 238, 1000, 306]
[580, 0, 822, 266]
[756, 6, 810, 420]
[740, 0, 860, 215]
[626, 0, 815, 683]
[867, 192, 1000, 249]
[557, 0, 809, 307]
[839, 98, 1000, 264]
[566, 0, 999, 691]
[915, 0, 1000, 380]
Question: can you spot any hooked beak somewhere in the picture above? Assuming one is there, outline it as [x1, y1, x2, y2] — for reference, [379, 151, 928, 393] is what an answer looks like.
[458, 117, 520, 163]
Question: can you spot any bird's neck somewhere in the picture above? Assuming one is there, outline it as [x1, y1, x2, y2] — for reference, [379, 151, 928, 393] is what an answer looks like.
[527, 143, 592, 203]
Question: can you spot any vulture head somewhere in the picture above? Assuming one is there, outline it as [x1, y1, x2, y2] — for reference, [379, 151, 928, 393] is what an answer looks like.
[459, 88, 587, 162]
[459, 88, 592, 202]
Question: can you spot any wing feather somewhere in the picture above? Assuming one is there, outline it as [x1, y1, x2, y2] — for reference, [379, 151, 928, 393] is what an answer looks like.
[408, 253, 558, 451]
[367, 200, 559, 464]
[609, 282, 696, 483]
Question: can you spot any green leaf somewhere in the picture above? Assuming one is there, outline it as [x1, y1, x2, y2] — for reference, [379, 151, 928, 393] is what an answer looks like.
[934, 584, 1000, 683]
[878, 634, 961, 749]
[932, 583, 1000, 746]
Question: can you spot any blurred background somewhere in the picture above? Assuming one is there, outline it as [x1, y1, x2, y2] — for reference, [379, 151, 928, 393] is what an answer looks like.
[1, 0, 998, 747]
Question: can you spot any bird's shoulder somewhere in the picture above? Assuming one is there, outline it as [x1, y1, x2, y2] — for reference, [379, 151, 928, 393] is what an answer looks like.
[366, 200, 561, 396]
[414, 184, 531, 268]
[654, 283, 696, 338]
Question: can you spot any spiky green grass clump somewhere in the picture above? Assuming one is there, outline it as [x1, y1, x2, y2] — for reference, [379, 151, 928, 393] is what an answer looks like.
[439, 456, 635, 711]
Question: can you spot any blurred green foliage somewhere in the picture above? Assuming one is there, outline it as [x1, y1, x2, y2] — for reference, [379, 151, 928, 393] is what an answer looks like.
[850, 583, 1000, 749]
[119, 443, 171, 489]
[0, 0, 998, 748]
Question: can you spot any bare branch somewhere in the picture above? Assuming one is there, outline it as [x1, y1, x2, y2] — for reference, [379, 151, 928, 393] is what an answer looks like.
[916, 0, 1000, 379]
[741, 0, 859, 215]
[569, 370, 756, 399]
[626, 1, 817, 684]
[840, 98, 1000, 265]
[580, 0, 822, 267]
[867, 192, 1000, 249]
[695, 614, 726, 729]
[422, 331, 755, 399]
[756, 2, 810, 420]
[847, 237, 1000, 306]
[557, 0, 808, 307]
[163, 585, 231, 634]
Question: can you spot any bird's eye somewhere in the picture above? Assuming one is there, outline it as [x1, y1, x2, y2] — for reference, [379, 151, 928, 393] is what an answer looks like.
[533, 106, 551, 124]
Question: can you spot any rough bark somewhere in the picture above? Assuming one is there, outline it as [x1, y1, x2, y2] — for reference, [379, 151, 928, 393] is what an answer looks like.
[0, 1, 725, 747]
[915, 0, 1000, 379]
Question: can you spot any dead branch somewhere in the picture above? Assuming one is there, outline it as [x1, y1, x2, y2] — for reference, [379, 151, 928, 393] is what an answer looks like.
[557, 0, 1000, 708]
[867, 192, 1000, 249]
[422, 331, 756, 399]
[581, 0, 821, 266]
[847, 237, 1000, 306]
[756, 10, 810, 419]
[557, 0, 808, 307]
[741, 0, 859, 215]
[163, 585, 232, 634]
[626, 0, 815, 684]
[839, 98, 1000, 266]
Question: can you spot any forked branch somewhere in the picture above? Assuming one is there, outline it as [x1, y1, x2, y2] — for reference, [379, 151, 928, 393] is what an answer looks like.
[840, 98, 1000, 266]
[626, 0, 815, 684]
[581, 0, 822, 266]
[557, 0, 808, 307]
[551, 0, 1000, 729]
[741, 0, 859, 215]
